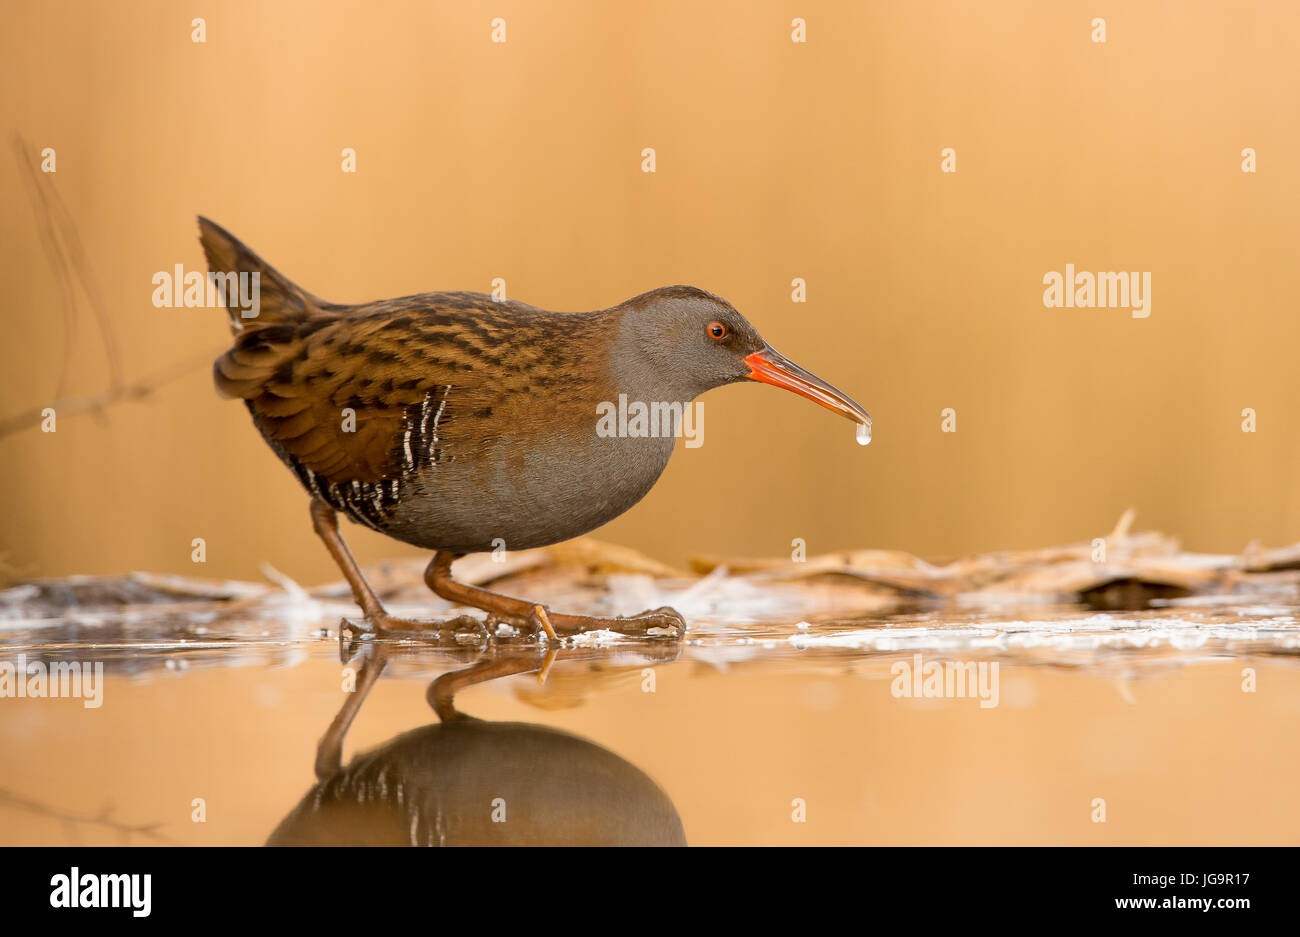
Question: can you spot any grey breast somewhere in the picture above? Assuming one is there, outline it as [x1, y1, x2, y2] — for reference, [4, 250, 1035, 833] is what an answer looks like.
[383, 393, 678, 554]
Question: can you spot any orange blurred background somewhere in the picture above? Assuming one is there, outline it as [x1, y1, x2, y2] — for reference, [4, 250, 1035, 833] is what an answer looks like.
[4, 0, 1300, 584]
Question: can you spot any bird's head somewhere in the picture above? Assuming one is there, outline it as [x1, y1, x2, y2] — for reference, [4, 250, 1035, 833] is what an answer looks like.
[615, 285, 871, 434]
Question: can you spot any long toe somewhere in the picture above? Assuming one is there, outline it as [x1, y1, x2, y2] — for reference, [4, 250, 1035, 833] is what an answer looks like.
[613, 606, 688, 638]
[355, 612, 489, 642]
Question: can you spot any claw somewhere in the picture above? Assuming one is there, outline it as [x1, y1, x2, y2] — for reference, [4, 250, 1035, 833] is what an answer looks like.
[530, 604, 559, 642]
[341, 615, 374, 635]
[448, 615, 492, 643]
[337, 625, 372, 663]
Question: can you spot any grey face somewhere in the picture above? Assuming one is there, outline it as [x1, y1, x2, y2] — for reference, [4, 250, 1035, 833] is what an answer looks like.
[615, 284, 872, 429]
[619, 286, 767, 400]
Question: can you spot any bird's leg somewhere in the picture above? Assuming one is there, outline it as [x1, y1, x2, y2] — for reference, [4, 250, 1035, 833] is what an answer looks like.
[310, 498, 485, 638]
[424, 551, 687, 640]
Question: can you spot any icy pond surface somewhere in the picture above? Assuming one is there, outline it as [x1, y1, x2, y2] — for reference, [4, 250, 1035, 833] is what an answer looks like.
[1, 572, 1298, 845]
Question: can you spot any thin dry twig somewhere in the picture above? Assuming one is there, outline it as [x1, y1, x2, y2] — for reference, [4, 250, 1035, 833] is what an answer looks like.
[4, 134, 216, 438]
[0, 786, 179, 845]
[0, 352, 213, 438]
[12, 133, 123, 393]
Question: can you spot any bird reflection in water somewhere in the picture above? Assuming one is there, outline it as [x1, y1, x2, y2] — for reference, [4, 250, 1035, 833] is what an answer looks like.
[267, 641, 687, 846]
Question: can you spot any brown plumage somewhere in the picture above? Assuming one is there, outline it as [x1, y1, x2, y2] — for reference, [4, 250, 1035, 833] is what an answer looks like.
[199, 217, 871, 640]
[216, 300, 602, 482]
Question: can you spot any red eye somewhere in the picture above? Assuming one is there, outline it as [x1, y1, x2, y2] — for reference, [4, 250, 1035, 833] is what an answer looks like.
[707, 321, 727, 339]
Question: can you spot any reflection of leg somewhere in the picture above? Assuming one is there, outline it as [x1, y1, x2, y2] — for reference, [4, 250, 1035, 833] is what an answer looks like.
[424, 551, 687, 640]
[315, 644, 388, 781]
[426, 649, 555, 723]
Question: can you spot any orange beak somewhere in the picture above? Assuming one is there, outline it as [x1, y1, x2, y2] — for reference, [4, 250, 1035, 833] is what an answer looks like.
[744, 345, 871, 431]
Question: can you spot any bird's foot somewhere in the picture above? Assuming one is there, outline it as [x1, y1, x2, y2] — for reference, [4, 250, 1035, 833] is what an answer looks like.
[489, 603, 687, 642]
[423, 552, 686, 643]
[340, 611, 489, 643]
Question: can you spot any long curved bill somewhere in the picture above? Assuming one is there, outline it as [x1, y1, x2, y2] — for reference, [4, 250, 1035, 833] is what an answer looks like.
[743, 345, 872, 433]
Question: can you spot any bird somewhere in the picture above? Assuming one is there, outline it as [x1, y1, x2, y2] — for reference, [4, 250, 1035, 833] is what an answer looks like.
[198, 217, 871, 641]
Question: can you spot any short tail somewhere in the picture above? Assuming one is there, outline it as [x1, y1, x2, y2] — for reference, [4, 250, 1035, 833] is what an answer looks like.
[197, 216, 335, 331]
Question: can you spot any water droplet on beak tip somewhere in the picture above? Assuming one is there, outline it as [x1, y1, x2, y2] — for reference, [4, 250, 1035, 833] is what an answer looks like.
[856, 422, 871, 446]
